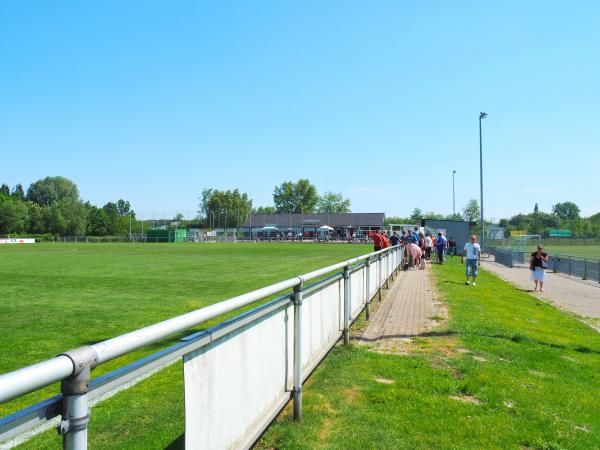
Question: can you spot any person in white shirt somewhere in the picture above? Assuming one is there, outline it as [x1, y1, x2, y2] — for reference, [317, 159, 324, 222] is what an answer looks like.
[461, 235, 481, 286]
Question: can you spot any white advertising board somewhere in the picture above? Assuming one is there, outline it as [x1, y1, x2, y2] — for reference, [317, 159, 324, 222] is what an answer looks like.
[0, 238, 35, 244]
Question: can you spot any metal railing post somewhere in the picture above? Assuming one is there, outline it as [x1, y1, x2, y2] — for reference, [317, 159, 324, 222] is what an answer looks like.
[365, 258, 371, 321]
[343, 265, 350, 345]
[583, 258, 587, 280]
[568, 256, 572, 276]
[293, 281, 303, 421]
[57, 347, 98, 450]
[377, 255, 382, 301]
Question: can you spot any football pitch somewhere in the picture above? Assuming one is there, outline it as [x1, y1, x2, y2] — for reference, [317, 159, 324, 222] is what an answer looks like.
[0, 243, 371, 434]
[536, 245, 600, 258]
[503, 245, 600, 259]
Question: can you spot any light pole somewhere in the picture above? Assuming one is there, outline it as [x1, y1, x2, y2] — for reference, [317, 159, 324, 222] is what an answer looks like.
[129, 210, 132, 240]
[479, 112, 487, 250]
[452, 170, 457, 217]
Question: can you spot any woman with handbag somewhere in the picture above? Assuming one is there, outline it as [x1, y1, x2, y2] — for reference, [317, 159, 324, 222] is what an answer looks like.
[530, 245, 549, 292]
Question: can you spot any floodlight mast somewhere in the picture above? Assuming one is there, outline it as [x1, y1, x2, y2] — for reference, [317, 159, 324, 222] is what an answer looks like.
[479, 112, 487, 249]
[452, 170, 457, 217]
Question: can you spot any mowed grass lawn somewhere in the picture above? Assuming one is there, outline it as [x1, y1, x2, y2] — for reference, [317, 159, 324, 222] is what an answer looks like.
[0, 242, 371, 449]
[259, 258, 600, 449]
[519, 245, 600, 258]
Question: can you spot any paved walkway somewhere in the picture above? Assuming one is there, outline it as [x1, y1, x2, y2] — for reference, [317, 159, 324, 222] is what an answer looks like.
[482, 258, 600, 332]
[360, 265, 443, 345]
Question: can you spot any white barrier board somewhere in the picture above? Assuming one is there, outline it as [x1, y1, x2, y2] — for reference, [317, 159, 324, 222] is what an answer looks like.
[183, 306, 293, 450]
[0, 238, 35, 244]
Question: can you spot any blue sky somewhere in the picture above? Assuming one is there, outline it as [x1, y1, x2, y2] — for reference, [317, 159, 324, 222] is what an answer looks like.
[1, 1, 598, 220]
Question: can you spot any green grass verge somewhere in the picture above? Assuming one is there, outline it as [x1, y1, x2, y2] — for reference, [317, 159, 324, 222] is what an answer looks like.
[258, 258, 600, 449]
[0, 243, 371, 449]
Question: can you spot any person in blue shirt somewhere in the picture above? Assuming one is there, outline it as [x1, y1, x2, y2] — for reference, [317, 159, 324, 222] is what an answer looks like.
[436, 232, 447, 264]
[412, 227, 420, 245]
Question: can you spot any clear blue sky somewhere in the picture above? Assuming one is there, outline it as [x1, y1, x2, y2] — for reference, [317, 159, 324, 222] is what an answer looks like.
[2, 1, 598, 220]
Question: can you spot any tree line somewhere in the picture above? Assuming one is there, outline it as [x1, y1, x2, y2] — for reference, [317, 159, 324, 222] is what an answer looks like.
[497, 202, 600, 238]
[0, 177, 135, 237]
[199, 179, 351, 228]
[3, 176, 598, 238]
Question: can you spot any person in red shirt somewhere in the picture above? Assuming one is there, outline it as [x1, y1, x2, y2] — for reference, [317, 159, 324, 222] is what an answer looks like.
[369, 229, 383, 251]
[381, 230, 390, 249]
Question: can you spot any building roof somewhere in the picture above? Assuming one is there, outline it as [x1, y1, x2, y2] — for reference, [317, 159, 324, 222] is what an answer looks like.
[243, 213, 385, 228]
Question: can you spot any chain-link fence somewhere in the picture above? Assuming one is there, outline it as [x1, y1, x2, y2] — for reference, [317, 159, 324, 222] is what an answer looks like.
[489, 247, 600, 283]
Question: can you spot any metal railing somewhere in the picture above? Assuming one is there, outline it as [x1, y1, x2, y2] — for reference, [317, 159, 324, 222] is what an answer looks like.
[489, 247, 600, 283]
[0, 246, 402, 449]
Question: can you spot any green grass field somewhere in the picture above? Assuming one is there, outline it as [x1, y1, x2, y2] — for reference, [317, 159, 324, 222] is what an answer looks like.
[0, 242, 371, 449]
[259, 258, 600, 449]
[509, 245, 600, 258]
[3, 244, 600, 449]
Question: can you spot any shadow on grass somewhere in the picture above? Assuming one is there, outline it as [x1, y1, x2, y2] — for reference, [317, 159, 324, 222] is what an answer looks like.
[354, 329, 599, 355]
[165, 433, 184, 450]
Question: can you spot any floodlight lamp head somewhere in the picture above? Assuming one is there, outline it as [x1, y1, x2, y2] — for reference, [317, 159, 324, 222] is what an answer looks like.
[479, 112, 488, 119]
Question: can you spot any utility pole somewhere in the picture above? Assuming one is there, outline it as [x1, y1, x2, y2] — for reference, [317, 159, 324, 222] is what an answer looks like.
[479, 112, 488, 249]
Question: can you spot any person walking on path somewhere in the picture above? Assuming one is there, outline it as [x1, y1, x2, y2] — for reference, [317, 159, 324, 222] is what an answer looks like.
[461, 235, 481, 285]
[436, 232, 447, 264]
[530, 245, 549, 292]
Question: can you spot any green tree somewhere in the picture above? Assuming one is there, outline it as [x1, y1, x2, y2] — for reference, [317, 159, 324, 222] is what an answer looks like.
[200, 188, 253, 228]
[315, 191, 351, 213]
[273, 179, 318, 213]
[534, 203, 539, 213]
[26, 176, 80, 206]
[462, 199, 480, 222]
[384, 216, 412, 226]
[0, 198, 29, 234]
[116, 199, 131, 216]
[252, 206, 277, 215]
[11, 184, 25, 201]
[85, 204, 109, 236]
[27, 202, 45, 234]
[422, 211, 444, 220]
[0, 184, 10, 196]
[552, 201, 580, 221]
[409, 208, 423, 222]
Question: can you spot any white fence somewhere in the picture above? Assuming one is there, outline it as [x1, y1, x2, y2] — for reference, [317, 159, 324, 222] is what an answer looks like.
[0, 247, 401, 450]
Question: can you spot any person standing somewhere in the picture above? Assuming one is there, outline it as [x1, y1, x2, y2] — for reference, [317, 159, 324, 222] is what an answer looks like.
[461, 235, 481, 285]
[436, 232, 447, 264]
[370, 229, 383, 252]
[448, 237, 457, 258]
[425, 234, 432, 260]
[381, 230, 390, 249]
[530, 245, 549, 292]
[390, 231, 400, 247]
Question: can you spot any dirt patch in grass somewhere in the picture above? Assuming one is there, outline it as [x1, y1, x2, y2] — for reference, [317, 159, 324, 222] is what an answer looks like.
[318, 417, 337, 441]
[374, 377, 395, 384]
[450, 394, 481, 405]
[473, 355, 488, 362]
[314, 393, 336, 415]
[342, 385, 360, 404]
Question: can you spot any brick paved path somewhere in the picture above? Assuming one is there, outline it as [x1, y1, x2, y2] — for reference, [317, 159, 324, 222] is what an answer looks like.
[361, 267, 442, 342]
[482, 258, 600, 333]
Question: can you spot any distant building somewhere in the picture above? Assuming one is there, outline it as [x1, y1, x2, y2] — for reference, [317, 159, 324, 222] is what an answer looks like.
[420, 219, 471, 247]
[241, 213, 384, 239]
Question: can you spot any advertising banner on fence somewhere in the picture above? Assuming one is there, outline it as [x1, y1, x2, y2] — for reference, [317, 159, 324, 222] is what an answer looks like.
[0, 238, 35, 244]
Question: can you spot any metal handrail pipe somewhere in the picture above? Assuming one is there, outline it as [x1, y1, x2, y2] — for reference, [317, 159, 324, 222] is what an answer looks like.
[91, 277, 300, 364]
[0, 357, 73, 404]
